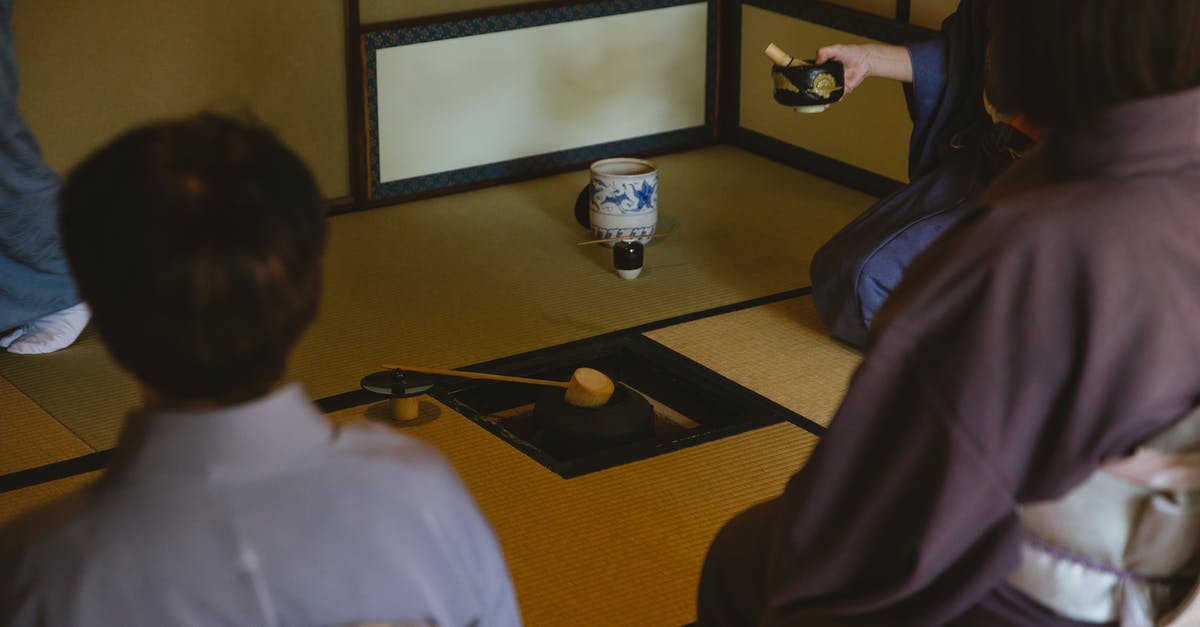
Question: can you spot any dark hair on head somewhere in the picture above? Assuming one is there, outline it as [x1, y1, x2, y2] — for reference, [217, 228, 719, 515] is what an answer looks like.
[59, 113, 326, 404]
[987, 0, 1200, 129]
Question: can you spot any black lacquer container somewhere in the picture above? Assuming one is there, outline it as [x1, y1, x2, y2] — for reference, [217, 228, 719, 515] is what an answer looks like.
[613, 239, 644, 279]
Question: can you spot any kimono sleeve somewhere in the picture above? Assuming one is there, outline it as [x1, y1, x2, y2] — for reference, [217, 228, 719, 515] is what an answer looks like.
[905, 0, 992, 179]
[0, 524, 44, 627]
[763, 207, 1124, 625]
[760, 335, 1024, 625]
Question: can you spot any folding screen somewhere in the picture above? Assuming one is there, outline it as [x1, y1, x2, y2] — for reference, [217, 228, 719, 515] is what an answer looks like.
[346, 0, 947, 210]
[349, 0, 717, 207]
[721, 0, 934, 197]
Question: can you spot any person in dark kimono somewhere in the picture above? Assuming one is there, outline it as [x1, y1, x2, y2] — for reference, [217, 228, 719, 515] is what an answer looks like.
[0, 114, 521, 626]
[0, 0, 90, 354]
[808, 0, 1038, 348]
[698, 0, 1200, 625]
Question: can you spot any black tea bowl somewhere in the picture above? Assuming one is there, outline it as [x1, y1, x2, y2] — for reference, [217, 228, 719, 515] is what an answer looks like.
[771, 60, 845, 112]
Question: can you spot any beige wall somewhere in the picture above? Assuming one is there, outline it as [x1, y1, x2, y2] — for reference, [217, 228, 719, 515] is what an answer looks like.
[360, 0, 518, 24]
[13, 0, 350, 197]
[10, 0, 544, 199]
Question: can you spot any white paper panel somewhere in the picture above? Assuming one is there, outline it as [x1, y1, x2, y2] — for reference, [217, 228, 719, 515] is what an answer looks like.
[739, 4, 911, 182]
[375, 4, 708, 184]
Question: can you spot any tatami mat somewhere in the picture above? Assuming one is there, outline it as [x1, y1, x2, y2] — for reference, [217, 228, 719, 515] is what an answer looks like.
[0, 471, 101, 526]
[0, 141, 870, 625]
[330, 401, 818, 627]
[0, 374, 93, 475]
[0, 293, 855, 623]
[0, 144, 872, 451]
[645, 296, 861, 428]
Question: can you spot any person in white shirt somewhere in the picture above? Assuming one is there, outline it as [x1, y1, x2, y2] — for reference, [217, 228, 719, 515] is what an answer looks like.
[0, 113, 521, 627]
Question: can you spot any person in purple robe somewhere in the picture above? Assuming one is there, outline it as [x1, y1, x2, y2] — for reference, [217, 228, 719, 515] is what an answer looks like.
[699, 0, 1200, 625]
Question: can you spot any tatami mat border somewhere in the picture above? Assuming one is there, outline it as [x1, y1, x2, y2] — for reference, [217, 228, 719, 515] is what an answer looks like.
[0, 286, 816, 495]
[0, 450, 111, 495]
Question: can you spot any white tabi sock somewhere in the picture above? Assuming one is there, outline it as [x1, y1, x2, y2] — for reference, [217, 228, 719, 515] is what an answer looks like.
[1, 302, 91, 354]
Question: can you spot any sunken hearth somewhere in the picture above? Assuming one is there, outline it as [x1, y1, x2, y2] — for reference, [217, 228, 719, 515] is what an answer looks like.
[430, 333, 805, 478]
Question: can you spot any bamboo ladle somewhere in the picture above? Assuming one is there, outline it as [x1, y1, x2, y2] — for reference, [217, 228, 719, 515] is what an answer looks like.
[381, 364, 615, 408]
[575, 232, 669, 246]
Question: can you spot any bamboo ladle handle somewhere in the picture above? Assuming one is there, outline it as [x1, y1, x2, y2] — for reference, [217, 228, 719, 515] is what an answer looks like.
[576, 232, 669, 246]
[382, 364, 569, 388]
[380, 364, 614, 408]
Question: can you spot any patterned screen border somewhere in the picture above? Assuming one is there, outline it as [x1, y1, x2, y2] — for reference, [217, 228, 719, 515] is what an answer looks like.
[358, 0, 718, 206]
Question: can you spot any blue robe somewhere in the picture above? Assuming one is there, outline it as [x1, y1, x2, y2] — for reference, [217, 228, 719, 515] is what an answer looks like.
[809, 0, 1000, 348]
[0, 0, 80, 331]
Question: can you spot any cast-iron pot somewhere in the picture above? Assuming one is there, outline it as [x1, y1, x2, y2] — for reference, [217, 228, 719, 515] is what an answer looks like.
[533, 383, 655, 454]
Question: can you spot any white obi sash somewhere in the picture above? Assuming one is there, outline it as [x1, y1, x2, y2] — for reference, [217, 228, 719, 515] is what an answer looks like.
[1007, 407, 1200, 626]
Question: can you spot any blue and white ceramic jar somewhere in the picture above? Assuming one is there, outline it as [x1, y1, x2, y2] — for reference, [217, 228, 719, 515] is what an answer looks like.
[588, 157, 657, 247]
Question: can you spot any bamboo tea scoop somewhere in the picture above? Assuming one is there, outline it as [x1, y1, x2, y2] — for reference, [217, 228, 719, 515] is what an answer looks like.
[381, 364, 615, 408]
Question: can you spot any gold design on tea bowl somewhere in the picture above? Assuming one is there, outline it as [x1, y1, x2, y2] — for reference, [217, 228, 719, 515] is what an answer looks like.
[807, 72, 841, 99]
[773, 72, 801, 93]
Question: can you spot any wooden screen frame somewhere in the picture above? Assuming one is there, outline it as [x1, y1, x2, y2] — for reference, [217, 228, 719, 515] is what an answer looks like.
[346, 0, 719, 211]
